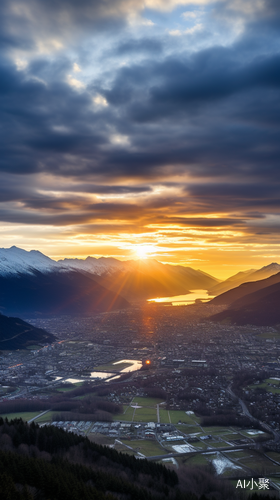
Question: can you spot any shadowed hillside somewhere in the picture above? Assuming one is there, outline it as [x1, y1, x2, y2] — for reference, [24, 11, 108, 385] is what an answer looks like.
[0, 270, 130, 317]
[0, 314, 56, 349]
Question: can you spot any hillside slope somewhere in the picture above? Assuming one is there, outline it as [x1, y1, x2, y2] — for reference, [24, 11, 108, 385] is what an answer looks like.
[0, 270, 130, 317]
[0, 247, 220, 303]
[210, 281, 280, 326]
[0, 417, 232, 500]
[209, 263, 280, 296]
[0, 313, 56, 349]
[210, 272, 280, 306]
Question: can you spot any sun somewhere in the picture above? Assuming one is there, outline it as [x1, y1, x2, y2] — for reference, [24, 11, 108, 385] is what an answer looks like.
[135, 245, 154, 260]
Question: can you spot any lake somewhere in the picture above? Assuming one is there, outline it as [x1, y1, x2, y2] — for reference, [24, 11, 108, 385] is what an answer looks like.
[148, 289, 214, 306]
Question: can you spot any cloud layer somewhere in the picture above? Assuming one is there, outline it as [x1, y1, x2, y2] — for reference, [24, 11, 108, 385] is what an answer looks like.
[0, 0, 280, 275]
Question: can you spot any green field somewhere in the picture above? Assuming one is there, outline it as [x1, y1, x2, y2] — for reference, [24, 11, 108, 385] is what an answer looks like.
[0, 411, 42, 422]
[209, 441, 229, 448]
[201, 426, 231, 434]
[265, 451, 280, 463]
[222, 433, 242, 441]
[257, 331, 280, 339]
[168, 410, 199, 424]
[113, 403, 161, 423]
[237, 451, 280, 474]
[113, 406, 135, 421]
[191, 441, 208, 450]
[132, 397, 165, 406]
[248, 378, 280, 394]
[122, 439, 166, 457]
[175, 424, 200, 434]
[183, 454, 209, 466]
[56, 382, 84, 392]
[159, 409, 171, 423]
[35, 411, 58, 423]
[158, 409, 200, 425]
[133, 408, 157, 423]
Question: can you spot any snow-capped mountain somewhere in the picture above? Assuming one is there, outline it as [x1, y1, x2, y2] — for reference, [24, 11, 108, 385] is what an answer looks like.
[0, 246, 220, 307]
[0, 247, 131, 317]
[58, 256, 129, 276]
[0, 246, 63, 276]
[0, 246, 129, 277]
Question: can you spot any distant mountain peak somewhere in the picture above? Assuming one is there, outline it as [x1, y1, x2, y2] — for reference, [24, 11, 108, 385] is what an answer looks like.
[260, 262, 280, 270]
[0, 246, 62, 277]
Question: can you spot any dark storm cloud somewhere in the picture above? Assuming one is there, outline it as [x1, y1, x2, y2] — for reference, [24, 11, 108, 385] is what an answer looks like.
[104, 49, 280, 121]
[73, 184, 152, 194]
[1, 0, 280, 234]
[0, 58, 107, 174]
[0, 200, 141, 225]
[114, 38, 163, 56]
[161, 217, 247, 227]
[1, 39, 280, 186]
[187, 184, 280, 199]
[0, 0, 130, 53]
[186, 183, 280, 212]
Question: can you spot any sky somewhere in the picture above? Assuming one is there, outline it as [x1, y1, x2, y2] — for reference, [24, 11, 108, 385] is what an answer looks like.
[0, 0, 280, 279]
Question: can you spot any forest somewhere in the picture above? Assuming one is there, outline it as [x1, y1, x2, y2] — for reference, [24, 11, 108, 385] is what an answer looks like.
[0, 418, 278, 500]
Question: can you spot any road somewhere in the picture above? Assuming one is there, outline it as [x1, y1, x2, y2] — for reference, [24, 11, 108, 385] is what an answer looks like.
[147, 443, 253, 461]
[28, 409, 51, 424]
[226, 384, 280, 441]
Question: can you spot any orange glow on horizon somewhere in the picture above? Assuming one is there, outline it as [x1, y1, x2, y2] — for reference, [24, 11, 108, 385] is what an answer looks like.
[2, 210, 278, 281]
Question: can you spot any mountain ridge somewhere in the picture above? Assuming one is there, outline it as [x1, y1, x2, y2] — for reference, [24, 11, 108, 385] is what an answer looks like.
[0, 269, 130, 317]
[0, 313, 56, 349]
[0, 247, 220, 303]
[210, 271, 280, 306]
[209, 263, 280, 296]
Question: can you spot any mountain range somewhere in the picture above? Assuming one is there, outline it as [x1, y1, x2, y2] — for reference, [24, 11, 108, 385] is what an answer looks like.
[210, 270, 280, 326]
[0, 246, 219, 317]
[1, 246, 280, 325]
[208, 263, 280, 295]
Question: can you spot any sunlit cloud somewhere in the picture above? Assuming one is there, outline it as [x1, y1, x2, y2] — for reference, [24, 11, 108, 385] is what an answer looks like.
[66, 74, 85, 89]
[169, 30, 182, 36]
[181, 11, 198, 19]
[36, 39, 64, 54]
[184, 23, 203, 34]
[73, 62, 81, 73]
[14, 58, 28, 71]
[93, 94, 108, 107]
[110, 134, 130, 146]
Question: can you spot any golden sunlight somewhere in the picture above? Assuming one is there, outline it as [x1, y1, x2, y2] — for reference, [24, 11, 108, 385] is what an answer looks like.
[135, 245, 156, 260]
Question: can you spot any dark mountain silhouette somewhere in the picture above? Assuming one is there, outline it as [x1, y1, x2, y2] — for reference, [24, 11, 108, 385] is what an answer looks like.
[0, 313, 56, 349]
[210, 279, 280, 326]
[209, 269, 256, 296]
[209, 263, 280, 296]
[0, 270, 130, 318]
[211, 271, 280, 306]
[0, 247, 220, 306]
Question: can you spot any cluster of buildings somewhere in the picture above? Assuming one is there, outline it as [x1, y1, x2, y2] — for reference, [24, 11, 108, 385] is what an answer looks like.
[0, 303, 280, 434]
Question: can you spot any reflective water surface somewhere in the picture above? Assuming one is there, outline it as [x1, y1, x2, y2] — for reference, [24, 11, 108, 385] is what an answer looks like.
[113, 359, 142, 372]
[148, 289, 214, 306]
[90, 371, 115, 379]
